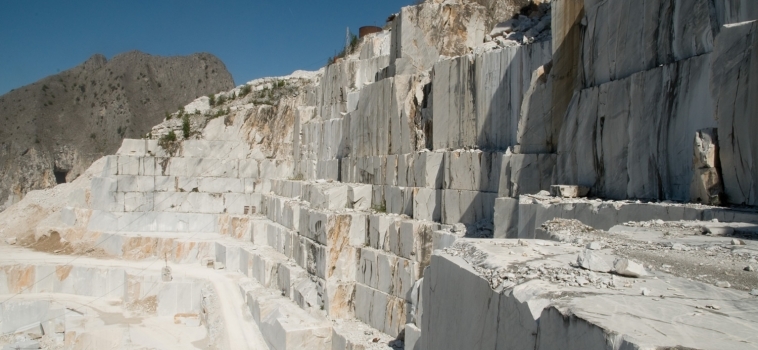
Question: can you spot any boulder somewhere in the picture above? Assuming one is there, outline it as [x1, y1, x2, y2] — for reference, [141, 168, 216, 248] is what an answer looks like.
[576, 250, 611, 273]
[613, 258, 647, 278]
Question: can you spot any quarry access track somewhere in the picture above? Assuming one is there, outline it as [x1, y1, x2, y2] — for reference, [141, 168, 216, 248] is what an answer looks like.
[0, 244, 269, 349]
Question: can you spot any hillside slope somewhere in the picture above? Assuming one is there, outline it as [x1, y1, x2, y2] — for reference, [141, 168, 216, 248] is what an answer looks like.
[0, 51, 234, 211]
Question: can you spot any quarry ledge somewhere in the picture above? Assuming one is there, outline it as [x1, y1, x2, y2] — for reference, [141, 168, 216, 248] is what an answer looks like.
[421, 238, 758, 350]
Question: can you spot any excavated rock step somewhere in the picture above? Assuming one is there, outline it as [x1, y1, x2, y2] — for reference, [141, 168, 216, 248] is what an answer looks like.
[494, 195, 758, 239]
[0, 261, 202, 317]
[237, 276, 332, 350]
[421, 239, 758, 350]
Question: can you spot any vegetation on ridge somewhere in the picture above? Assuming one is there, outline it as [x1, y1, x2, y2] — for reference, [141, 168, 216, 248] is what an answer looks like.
[327, 32, 360, 66]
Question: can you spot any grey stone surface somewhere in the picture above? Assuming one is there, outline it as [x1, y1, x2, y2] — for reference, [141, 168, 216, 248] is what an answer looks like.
[712, 20, 758, 206]
[715, 0, 758, 27]
[493, 197, 518, 239]
[433, 42, 552, 151]
[576, 249, 611, 273]
[556, 54, 716, 201]
[582, 0, 715, 87]
[499, 153, 555, 197]
[423, 239, 758, 350]
[443, 150, 502, 193]
[613, 258, 647, 278]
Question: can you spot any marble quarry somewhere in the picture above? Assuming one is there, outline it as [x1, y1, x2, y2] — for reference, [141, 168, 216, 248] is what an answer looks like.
[1, 0, 758, 349]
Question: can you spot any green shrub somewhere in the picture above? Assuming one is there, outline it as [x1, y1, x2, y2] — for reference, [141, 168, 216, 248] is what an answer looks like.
[216, 95, 226, 105]
[165, 111, 171, 120]
[162, 130, 177, 142]
[239, 85, 252, 97]
[158, 130, 179, 155]
[208, 94, 216, 106]
[182, 115, 190, 138]
[372, 203, 387, 213]
[208, 108, 230, 119]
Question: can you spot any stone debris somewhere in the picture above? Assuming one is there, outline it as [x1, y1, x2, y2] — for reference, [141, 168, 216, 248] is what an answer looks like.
[162, 265, 173, 281]
[716, 281, 732, 288]
[485, 2, 552, 48]
[586, 242, 602, 250]
[551, 185, 589, 198]
[690, 128, 724, 205]
[535, 218, 758, 291]
[667, 242, 690, 251]
[15, 322, 43, 340]
[5, 237, 16, 245]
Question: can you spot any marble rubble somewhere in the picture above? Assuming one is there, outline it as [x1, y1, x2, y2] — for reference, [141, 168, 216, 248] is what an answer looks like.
[1, 0, 758, 349]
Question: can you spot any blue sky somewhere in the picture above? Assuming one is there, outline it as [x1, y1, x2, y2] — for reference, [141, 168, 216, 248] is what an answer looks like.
[0, 0, 414, 95]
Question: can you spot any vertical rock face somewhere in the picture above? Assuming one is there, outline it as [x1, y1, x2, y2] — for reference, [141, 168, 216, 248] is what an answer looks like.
[581, 0, 715, 87]
[712, 20, 758, 205]
[0, 51, 234, 211]
[550, 0, 584, 129]
[556, 54, 715, 201]
[715, 0, 758, 27]
[432, 41, 552, 151]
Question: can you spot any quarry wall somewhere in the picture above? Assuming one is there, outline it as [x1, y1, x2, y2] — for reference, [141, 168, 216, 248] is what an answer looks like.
[1, 0, 758, 349]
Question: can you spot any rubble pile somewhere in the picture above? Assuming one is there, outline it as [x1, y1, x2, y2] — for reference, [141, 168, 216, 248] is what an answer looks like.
[485, 2, 552, 47]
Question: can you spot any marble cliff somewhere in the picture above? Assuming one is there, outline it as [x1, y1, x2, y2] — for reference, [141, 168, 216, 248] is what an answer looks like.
[0, 0, 757, 349]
